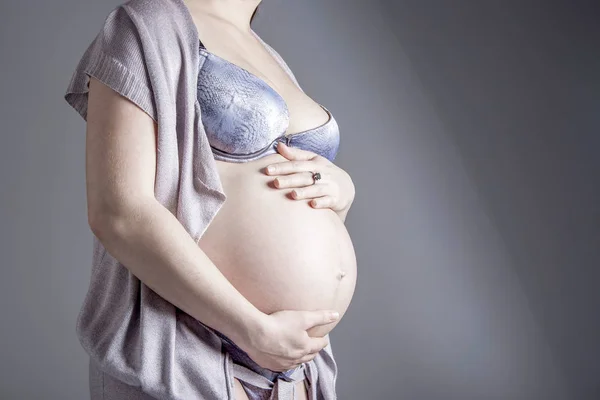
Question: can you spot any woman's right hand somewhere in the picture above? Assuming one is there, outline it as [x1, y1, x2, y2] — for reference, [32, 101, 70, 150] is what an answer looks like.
[240, 309, 340, 372]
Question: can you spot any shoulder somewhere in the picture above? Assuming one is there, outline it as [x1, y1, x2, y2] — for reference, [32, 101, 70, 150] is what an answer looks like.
[121, 0, 179, 17]
[97, 0, 195, 65]
[108, 0, 187, 35]
[63, 0, 192, 123]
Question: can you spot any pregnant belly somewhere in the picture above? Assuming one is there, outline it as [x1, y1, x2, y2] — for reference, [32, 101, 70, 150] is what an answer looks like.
[197, 154, 357, 337]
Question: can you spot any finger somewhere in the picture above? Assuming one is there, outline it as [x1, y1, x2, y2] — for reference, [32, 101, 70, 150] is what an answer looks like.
[276, 171, 329, 191]
[306, 336, 330, 354]
[309, 195, 336, 209]
[266, 160, 316, 176]
[296, 351, 319, 365]
[302, 310, 340, 330]
[275, 141, 319, 161]
[291, 183, 328, 200]
[274, 171, 320, 189]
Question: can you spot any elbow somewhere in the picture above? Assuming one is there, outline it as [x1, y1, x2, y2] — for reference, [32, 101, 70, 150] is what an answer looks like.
[88, 206, 119, 240]
[87, 195, 155, 240]
[87, 201, 133, 241]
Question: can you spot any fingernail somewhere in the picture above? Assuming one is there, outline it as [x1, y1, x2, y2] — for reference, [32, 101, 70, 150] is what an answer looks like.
[331, 312, 339, 320]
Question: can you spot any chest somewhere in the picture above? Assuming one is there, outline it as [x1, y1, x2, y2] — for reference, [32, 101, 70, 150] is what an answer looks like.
[195, 44, 340, 163]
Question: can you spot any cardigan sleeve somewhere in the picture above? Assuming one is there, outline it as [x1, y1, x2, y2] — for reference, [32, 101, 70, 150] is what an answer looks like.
[64, 3, 237, 399]
[64, 5, 157, 123]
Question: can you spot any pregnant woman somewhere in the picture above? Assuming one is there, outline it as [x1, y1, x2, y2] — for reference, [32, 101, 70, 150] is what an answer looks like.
[64, 0, 356, 399]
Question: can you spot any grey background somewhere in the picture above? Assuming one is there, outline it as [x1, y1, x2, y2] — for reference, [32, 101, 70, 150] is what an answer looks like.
[1, 0, 598, 399]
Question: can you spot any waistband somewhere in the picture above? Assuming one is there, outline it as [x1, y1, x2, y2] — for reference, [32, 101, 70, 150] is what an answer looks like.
[213, 329, 302, 382]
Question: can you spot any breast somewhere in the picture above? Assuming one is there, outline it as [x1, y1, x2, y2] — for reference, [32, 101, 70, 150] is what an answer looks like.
[197, 51, 341, 163]
[197, 153, 357, 338]
[197, 52, 289, 155]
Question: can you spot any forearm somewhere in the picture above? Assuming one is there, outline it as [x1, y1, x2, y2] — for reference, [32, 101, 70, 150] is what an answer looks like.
[90, 196, 265, 345]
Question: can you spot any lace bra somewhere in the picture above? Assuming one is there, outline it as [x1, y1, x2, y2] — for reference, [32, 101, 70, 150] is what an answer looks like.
[196, 39, 340, 163]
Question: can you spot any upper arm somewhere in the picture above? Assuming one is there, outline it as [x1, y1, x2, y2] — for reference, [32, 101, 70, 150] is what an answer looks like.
[85, 76, 157, 228]
[61, 5, 160, 228]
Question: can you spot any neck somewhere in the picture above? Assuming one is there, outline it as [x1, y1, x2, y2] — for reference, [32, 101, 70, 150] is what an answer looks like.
[183, 0, 261, 32]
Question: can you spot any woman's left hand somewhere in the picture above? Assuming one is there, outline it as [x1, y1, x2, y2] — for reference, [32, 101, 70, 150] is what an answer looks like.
[264, 142, 355, 213]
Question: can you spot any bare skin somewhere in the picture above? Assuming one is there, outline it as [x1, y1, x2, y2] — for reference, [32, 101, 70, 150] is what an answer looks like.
[181, 1, 357, 398]
[184, 0, 331, 135]
[86, 1, 355, 399]
[87, 76, 336, 399]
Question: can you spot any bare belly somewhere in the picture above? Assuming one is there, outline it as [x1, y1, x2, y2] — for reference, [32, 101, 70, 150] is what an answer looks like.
[197, 153, 357, 337]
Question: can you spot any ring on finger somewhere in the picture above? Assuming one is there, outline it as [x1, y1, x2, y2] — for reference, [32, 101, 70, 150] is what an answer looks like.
[310, 171, 322, 185]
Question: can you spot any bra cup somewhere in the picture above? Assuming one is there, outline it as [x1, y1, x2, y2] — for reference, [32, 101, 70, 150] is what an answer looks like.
[197, 50, 340, 162]
[288, 116, 340, 162]
[197, 55, 288, 155]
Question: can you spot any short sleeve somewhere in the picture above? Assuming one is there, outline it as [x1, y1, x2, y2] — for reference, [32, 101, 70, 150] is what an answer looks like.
[64, 5, 157, 122]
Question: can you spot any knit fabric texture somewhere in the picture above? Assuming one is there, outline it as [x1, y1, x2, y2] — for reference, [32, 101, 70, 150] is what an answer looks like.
[63, 0, 338, 399]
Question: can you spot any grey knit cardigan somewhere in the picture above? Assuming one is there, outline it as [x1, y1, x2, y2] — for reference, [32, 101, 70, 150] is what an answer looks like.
[63, 0, 338, 399]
